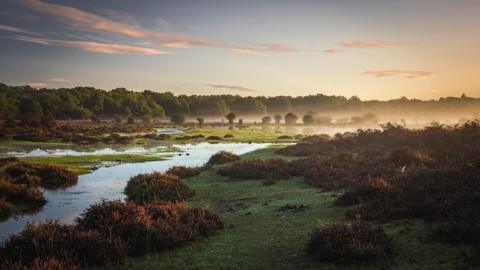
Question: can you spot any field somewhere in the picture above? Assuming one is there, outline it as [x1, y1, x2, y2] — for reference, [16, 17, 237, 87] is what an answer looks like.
[128, 147, 465, 269]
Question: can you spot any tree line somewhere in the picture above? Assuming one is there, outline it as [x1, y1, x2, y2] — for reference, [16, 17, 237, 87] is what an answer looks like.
[0, 83, 478, 125]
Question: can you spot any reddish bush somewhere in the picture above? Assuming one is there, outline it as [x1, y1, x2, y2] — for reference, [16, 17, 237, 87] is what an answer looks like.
[306, 221, 394, 264]
[5, 162, 78, 189]
[335, 178, 394, 207]
[166, 166, 200, 179]
[218, 159, 290, 181]
[75, 200, 222, 255]
[124, 172, 193, 204]
[0, 178, 46, 204]
[206, 135, 223, 140]
[0, 221, 126, 268]
[0, 197, 13, 220]
[2, 258, 80, 270]
[0, 157, 20, 167]
[206, 151, 239, 166]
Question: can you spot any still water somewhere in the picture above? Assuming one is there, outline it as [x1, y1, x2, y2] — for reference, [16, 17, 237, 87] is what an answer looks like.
[0, 142, 270, 240]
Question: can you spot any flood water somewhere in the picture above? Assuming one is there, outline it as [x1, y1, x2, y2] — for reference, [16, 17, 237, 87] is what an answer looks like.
[0, 142, 270, 240]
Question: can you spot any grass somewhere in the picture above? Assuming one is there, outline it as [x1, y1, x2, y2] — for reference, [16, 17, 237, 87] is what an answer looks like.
[22, 154, 169, 175]
[181, 128, 298, 143]
[128, 147, 467, 269]
[0, 140, 72, 149]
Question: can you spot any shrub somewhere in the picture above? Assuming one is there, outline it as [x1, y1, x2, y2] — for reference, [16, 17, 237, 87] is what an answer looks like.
[0, 157, 20, 167]
[0, 197, 13, 220]
[206, 135, 223, 140]
[124, 173, 193, 204]
[306, 221, 394, 264]
[0, 178, 46, 204]
[0, 221, 126, 267]
[166, 166, 200, 179]
[218, 159, 290, 181]
[335, 178, 394, 207]
[75, 200, 222, 255]
[2, 258, 80, 270]
[277, 135, 293, 139]
[206, 151, 239, 166]
[5, 162, 78, 189]
[75, 200, 152, 256]
[224, 134, 234, 138]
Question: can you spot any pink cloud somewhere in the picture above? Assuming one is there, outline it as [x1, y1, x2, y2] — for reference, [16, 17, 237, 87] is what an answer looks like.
[18, 0, 297, 56]
[339, 39, 395, 48]
[362, 70, 434, 79]
[323, 48, 340, 53]
[0, 23, 41, 36]
[14, 36, 170, 55]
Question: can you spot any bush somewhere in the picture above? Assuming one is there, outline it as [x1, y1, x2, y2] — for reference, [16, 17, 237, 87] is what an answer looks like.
[218, 159, 290, 181]
[166, 166, 200, 179]
[306, 221, 394, 264]
[76, 200, 222, 255]
[206, 135, 223, 140]
[124, 173, 193, 204]
[0, 197, 13, 220]
[206, 151, 239, 166]
[2, 258, 80, 270]
[5, 162, 78, 189]
[0, 178, 46, 205]
[0, 221, 126, 267]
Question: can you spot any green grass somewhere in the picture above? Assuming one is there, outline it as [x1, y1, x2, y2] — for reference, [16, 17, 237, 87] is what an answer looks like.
[180, 128, 298, 143]
[128, 147, 467, 269]
[23, 154, 169, 175]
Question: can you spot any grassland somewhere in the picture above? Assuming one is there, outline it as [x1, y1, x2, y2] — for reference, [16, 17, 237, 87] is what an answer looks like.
[128, 147, 465, 270]
[180, 127, 298, 143]
[23, 154, 170, 175]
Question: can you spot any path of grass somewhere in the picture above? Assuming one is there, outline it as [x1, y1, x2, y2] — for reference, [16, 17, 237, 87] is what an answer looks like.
[128, 147, 466, 269]
[23, 154, 170, 175]
[181, 128, 298, 143]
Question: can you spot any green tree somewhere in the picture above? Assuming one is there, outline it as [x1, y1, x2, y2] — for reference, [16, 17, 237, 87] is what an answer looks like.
[284, 112, 298, 125]
[170, 114, 186, 125]
[226, 112, 236, 124]
[274, 114, 282, 125]
[196, 117, 204, 127]
[262, 116, 272, 125]
[303, 114, 315, 125]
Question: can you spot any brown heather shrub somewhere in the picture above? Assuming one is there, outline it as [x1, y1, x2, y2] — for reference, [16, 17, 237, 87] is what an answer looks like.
[206, 151, 239, 166]
[124, 172, 193, 204]
[5, 162, 78, 189]
[0, 157, 20, 167]
[206, 135, 223, 140]
[218, 159, 290, 181]
[277, 135, 293, 139]
[75, 200, 222, 255]
[224, 134, 234, 138]
[335, 178, 394, 207]
[75, 200, 152, 256]
[166, 166, 200, 179]
[306, 221, 394, 264]
[2, 258, 80, 270]
[0, 197, 14, 220]
[0, 221, 126, 268]
[0, 178, 46, 205]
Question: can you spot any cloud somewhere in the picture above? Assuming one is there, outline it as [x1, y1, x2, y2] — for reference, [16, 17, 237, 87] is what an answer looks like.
[0, 23, 41, 36]
[26, 82, 48, 88]
[18, 0, 297, 56]
[207, 84, 258, 93]
[339, 39, 395, 48]
[13, 36, 171, 55]
[48, 78, 70, 83]
[362, 70, 434, 79]
[323, 48, 340, 53]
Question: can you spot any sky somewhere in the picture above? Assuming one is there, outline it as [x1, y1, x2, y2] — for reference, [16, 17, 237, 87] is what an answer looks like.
[0, 0, 479, 100]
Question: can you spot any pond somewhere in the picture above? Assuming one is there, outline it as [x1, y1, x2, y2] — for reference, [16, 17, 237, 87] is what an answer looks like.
[0, 142, 270, 240]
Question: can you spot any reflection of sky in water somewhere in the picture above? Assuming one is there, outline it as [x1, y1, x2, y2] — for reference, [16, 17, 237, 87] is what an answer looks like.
[0, 142, 270, 241]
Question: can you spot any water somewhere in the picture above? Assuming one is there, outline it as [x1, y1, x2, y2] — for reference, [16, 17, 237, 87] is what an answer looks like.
[5, 146, 169, 158]
[0, 142, 270, 240]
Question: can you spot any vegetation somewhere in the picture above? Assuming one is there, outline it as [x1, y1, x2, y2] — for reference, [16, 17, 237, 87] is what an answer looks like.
[0, 159, 78, 219]
[306, 220, 394, 264]
[206, 151, 240, 166]
[124, 172, 194, 204]
[170, 113, 186, 125]
[2, 83, 479, 123]
[218, 158, 290, 183]
[166, 166, 200, 179]
[1, 200, 223, 268]
[225, 112, 236, 124]
[284, 112, 298, 125]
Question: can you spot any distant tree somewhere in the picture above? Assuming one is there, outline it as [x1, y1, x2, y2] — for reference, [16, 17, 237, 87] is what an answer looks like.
[303, 114, 315, 125]
[238, 119, 243, 125]
[122, 106, 133, 118]
[127, 116, 135, 124]
[41, 112, 56, 128]
[113, 115, 123, 124]
[262, 116, 272, 125]
[226, 112, 236, 124]
[196, 117, 204, 127]
[91, 115, 101, 123]
[316, 116, 332, 125]
[284, 112, 298, 125]
[170, 114, 186, 125]
[274, 114, 282, 125]
[20, 98, 43, 126]
[142, 115, 152, 124]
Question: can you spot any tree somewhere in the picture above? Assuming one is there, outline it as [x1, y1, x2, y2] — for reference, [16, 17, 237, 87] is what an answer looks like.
[303, 114, 315, 125]
[127, 116, 135, 124]
[226, 112, 236, 124]
[196, 117, 204, 127]
[142, 115, 152, 124]
[274, 114, 282, 125]
[284, 112, 298, 125]
[170, 114, 186, 125]
[262, 116, 272, 125]
[20, 98, 43, 126]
